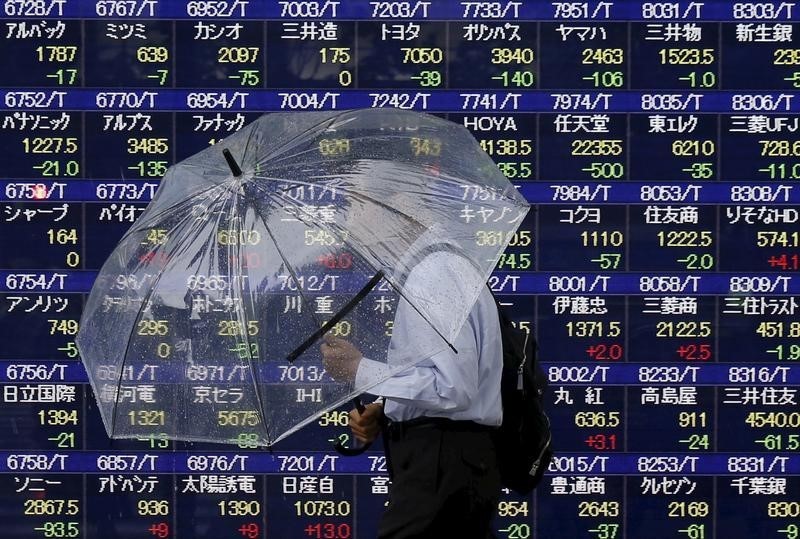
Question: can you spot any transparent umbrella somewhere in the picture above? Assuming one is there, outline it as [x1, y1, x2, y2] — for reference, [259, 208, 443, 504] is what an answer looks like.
[76, 109, 530, 446]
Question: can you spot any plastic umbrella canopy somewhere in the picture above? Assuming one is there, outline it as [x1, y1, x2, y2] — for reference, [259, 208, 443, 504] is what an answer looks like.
[77, 109, 530, 446]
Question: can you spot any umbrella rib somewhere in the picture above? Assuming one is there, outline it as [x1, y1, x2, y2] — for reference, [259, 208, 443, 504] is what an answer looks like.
[247, 174, 333, 197]
[261, 133, 417, 167]
[259, 164, 528, 211]
[116, 182, 227, 248]
[245, 181, 384, 270]
[108, 201, 218, 438]
[263, 184, 459, 355]
[236, 122, 258, 173]
[229, 187, 273, 445]
[320, 187, 464, 353]
[249, 188, 325, 334]
[248, 164, 451, 203]
[255, 111, 349, 166]
[246, 171, 430, 234]
[251, 178, 432, 310]
[245, 171, 480, 357]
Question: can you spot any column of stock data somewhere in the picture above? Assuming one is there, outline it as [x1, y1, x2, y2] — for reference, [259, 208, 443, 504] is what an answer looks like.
[1, 1, 799, 538]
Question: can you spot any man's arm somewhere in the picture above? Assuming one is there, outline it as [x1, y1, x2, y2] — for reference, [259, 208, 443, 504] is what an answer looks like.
[320, 250, 485, 413]
[354, 250, 483, 412]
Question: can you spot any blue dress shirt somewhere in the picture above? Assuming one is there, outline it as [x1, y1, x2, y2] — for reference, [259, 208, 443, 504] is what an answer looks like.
[354, 249, 503, 426]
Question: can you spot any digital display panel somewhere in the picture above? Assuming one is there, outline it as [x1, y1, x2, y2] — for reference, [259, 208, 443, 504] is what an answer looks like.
[1, 1, 800, 538]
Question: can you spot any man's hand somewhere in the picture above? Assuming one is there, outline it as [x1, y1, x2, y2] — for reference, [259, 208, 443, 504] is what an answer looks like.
[320, 335, 362, 382]
[349, 402, 384, 444]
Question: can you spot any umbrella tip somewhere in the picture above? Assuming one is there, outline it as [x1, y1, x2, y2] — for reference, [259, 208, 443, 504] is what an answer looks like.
[222, 148, 242, 177]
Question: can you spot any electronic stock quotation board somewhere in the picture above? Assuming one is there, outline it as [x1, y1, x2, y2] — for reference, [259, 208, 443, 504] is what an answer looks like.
[1, 0, 800, 538]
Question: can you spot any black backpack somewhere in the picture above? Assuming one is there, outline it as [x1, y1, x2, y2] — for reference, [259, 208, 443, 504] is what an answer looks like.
[389, 242, 553, 492]
[490, 291, 553, 495]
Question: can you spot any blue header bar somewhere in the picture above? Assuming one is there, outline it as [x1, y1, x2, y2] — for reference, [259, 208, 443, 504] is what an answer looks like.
[4, 180, 800, 205]
[0, 270, 796, 294]
[2, 90, 799, 113]
[2, 361, 798, 385]
[0, 450, 797, 474]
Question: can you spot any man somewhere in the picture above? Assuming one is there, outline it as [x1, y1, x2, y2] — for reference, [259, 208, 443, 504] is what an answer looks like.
[321, 244, 503, 539]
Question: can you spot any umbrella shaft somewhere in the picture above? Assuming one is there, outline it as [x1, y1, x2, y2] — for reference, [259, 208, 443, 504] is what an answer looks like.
[286, 270, 385, 362]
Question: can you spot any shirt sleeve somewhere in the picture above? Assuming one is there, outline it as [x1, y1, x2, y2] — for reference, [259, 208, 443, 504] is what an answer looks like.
[354, 251, 482, 412]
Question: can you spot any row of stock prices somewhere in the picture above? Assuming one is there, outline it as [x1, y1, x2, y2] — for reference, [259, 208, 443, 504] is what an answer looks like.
[1, 0, 800, 538]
